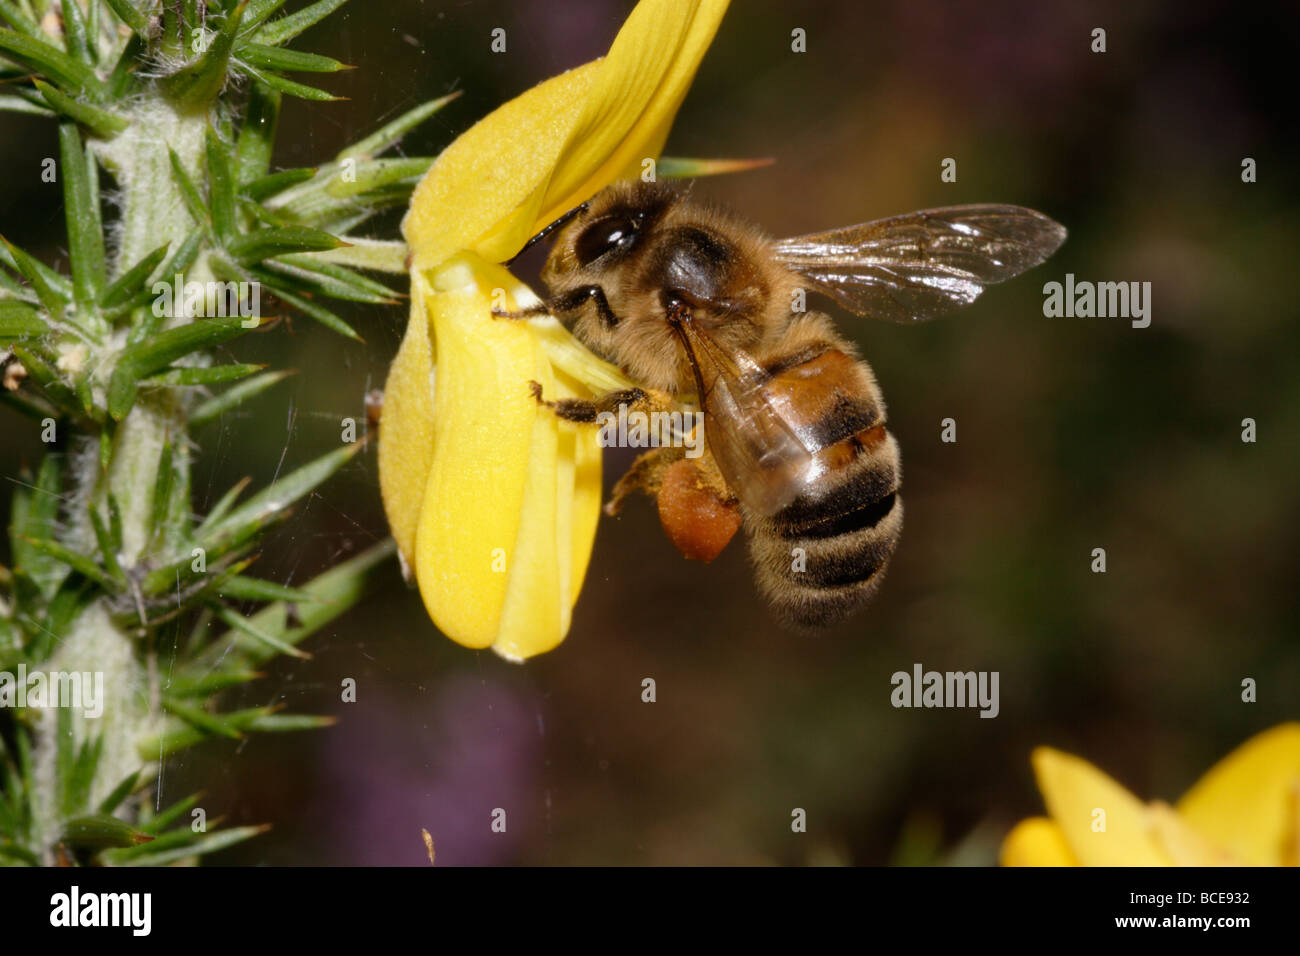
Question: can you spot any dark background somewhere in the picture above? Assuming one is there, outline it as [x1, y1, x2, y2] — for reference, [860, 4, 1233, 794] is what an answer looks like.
[2, 0, 1297, 864]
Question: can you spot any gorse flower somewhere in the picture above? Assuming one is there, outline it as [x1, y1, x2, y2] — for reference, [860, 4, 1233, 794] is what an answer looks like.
[1001, 723, 1300, 866]
[379, 0, 730, 660]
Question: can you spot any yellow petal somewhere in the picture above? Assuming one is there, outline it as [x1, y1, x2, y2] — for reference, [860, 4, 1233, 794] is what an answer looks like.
[1175, 722, 1300, 866]
[1032, 746, 1173, 866]
[491, 342, 563, 659]
[1000, 816, 1076, 866]
[380, 253, 606, 658]
[402, 62, 598, 272]
[526, 0, 730, 235]
[404, 254, 550, 647]
[491, 370, 604, 661]
[560, 369, 604, 598]
[403, 0, 729, 270]
[377, 271, 437, 565]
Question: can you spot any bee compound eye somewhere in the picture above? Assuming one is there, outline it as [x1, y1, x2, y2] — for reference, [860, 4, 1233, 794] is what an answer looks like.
[574, 216, 639, 266]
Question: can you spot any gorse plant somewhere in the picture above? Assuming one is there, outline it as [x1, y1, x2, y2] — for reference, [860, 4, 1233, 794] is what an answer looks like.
[0, 0, 448, 865]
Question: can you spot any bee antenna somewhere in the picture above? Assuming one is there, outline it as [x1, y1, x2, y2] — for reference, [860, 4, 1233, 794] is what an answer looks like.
[509, 202, 590, 264]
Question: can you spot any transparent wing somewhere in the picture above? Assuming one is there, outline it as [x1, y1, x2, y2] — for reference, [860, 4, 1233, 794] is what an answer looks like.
[772, 204, 1067, 323]
[671, 317, 822, 516]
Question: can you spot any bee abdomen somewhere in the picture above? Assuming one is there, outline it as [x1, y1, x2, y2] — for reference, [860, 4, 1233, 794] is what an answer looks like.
[746, 426, 904, 628]
[735, 324, 905, 626]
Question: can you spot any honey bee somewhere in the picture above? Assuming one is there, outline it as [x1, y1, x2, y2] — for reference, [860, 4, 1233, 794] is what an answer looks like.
[504, 181, 1066, 627]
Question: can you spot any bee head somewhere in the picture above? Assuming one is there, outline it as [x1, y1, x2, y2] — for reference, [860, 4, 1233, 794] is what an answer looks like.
[537, 181, 780, 392]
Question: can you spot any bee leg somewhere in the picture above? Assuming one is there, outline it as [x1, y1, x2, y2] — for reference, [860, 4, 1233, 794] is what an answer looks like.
[654, 458, 741, 562]
[605, 447, 683, 516]
[527, 381, 676, 426]
[492, 285, 621, 328]
[547, 285, 620, 328]
[490, 302, 550, 320]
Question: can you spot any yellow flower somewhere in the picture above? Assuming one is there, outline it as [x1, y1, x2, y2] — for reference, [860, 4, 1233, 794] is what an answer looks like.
[1001, 722, 1300, 866]
[379, 0, 730, 660]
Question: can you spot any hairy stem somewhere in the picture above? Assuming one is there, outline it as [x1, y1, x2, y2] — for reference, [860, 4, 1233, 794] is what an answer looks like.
[28, 95, 211, 861]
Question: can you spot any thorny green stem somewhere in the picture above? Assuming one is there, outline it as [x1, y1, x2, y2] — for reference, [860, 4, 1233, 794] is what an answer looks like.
[2, 0, 418, 867]
[29, 95, 212, 862]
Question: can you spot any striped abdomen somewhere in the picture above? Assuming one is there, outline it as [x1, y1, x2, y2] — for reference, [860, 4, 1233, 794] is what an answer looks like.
[743, 332, 904, 628]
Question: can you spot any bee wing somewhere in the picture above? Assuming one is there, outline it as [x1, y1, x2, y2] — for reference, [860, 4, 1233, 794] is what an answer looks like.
[772, 204, 1066, 323]
[672, 318, 820, 516]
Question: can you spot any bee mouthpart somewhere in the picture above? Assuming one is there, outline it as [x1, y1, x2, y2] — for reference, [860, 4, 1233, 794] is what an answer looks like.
[661, 291, 695, 327]
[662, 289, 743, 328]
[509, 201, 592, 264]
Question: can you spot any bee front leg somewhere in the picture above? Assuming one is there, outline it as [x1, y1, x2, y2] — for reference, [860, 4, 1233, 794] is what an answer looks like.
[493, 285, 621, 328]
[490, 305, 548, 319]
